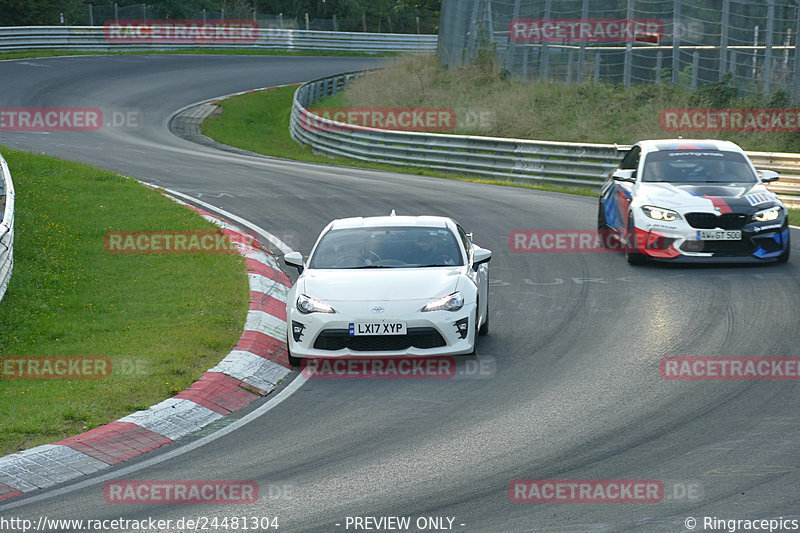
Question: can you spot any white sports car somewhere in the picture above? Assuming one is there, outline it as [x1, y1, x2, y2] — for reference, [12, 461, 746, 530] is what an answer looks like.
[599, 139, 790, 264]
[283, 213, 491, 366]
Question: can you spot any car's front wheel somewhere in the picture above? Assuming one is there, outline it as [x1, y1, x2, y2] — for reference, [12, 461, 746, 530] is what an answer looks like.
[777, 233, 791, 263]
[478, 299, 489, 336]
[286, 338, 302, 367]
[625, 215, 647, 265]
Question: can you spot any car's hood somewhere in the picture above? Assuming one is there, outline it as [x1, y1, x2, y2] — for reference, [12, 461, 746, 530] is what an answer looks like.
[300, 267, 463, 302]
[635, 182, 779, 211]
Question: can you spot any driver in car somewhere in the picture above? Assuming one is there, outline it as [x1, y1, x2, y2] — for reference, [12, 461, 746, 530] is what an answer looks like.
[403, 233, 457, 266]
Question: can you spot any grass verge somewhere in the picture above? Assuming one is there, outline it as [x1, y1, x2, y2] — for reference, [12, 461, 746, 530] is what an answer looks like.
[0, 148, 248, 455]
[201, 59, 800, 226]
[199, 85, 598, 198]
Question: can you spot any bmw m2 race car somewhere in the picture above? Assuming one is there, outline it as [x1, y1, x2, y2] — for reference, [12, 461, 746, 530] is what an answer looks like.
[283, 213, 492, 366]
[598, 139, 790, 264]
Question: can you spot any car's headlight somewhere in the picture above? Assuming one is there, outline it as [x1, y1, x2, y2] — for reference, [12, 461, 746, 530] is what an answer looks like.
[753, 206, 782, 222]
[296, 294, 335, 314]
[422, 292, 464, 312]
[641, 205, 681, 221]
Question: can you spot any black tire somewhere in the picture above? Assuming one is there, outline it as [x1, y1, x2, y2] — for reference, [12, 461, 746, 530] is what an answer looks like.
[597, 200, 617, 249]
[286, 338, 302, 367]
[625, 215, 647, 265]
[777, 234, 791, 263]
[478, 299, 489, 336]
[597, 200, 610, 231]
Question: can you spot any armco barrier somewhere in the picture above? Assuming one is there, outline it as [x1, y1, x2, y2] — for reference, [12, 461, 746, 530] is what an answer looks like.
[0, 153, 14, 303]
[289, 72, 800, 207]
[0, 26, 437, 53]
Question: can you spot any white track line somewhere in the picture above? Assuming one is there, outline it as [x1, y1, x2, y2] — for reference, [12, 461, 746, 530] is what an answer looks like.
[156, 185, 294, 255]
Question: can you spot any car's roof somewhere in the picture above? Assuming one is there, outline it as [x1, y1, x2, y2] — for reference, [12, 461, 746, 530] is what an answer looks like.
[327, 215, 454, 231]
[636, 138, 744, 154]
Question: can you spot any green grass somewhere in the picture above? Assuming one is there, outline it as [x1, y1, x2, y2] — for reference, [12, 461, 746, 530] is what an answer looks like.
[0, 148, 249, 454]
[201, 58, 800, 224]
[0, 48, 395, 61]
[339, 56, 800, 153]
[200, 86, 598, 197]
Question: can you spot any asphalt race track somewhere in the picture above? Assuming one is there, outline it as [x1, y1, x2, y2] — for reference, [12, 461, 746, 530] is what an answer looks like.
[2, 55, 800, 532]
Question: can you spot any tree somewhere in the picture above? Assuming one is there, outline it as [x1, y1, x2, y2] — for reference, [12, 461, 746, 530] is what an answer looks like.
[0, 0, 85, 25]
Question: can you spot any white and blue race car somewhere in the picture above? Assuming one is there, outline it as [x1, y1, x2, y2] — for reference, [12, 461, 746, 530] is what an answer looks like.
[599, 139, 790, 264]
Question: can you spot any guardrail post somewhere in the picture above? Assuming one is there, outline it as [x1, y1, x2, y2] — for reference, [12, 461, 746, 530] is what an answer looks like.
[764, 0, 775, 94]
[594, 52, 601, 84]
[720, 0, 729, 79]
[672, 0, 681, 85]
[655, 50, 662, 83]
[539, 0, 551, 80]
[577, 0, 588, 82]
[504, 0, 522, 74]
[522, 46, 529, 82]
[794, 5, 800, 103]
[623, 0, 632, 87]
[567, 49, 574, 85]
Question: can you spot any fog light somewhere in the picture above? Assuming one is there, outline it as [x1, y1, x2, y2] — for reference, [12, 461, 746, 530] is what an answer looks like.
[454, 317, 469, 340]
[291, 321, 306, 342]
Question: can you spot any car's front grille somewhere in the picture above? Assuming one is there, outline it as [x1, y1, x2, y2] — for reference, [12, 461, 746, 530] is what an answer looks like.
[685, 212, 749, 230]
[680, 239, 756, 256]
[313, 328, 447, 351]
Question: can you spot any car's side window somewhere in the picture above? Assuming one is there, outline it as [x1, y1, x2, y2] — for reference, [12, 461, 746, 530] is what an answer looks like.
[620, 146, 640, 171]
[456, 225, 473, 264]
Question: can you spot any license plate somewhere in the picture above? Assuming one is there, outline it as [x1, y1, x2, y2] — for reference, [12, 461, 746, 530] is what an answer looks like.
[697, 230, 741, 241]
[349, 322, 407, 336]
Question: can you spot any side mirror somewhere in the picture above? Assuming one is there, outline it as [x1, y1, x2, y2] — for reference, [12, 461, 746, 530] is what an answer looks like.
[472, 247, 492, 271]
[758, 169, 780, 183]
[612, 169, 637, 183]
[284, 251, 305, 274]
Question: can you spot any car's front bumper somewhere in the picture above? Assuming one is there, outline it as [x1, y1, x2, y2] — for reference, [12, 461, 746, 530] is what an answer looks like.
[631, 216, 789, 262]
[287, 303, 477, 359]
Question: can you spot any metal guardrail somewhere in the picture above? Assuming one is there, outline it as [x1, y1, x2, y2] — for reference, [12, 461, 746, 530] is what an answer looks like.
[0, 154, 15, 304]
[0, 26, 437, 53]
[290, 72, 800, 208]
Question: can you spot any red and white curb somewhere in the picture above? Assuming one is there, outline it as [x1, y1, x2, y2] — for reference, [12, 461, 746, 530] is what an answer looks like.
[0, 197, 293, 502]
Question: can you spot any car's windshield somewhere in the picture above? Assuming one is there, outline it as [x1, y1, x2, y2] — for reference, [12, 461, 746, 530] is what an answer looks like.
[309, 226, 465, 269]
[641, 150, 757, 183]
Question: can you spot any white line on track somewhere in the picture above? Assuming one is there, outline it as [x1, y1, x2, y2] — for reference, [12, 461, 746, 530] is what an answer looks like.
[152, 184, 294, 255]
